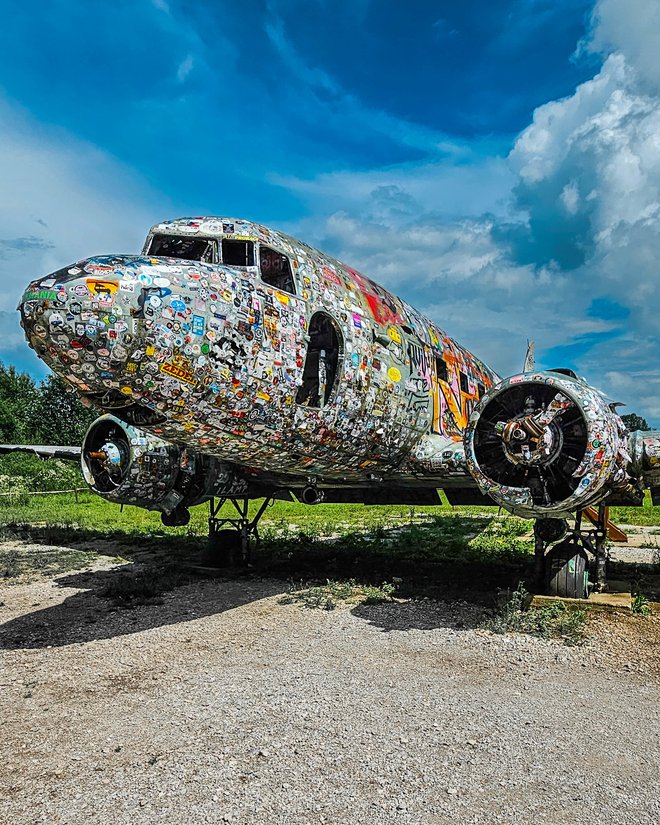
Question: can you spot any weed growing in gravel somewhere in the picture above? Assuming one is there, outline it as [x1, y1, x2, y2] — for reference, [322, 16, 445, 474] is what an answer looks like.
[0, 548, 20, 578]
[631, 592, 652, 616]
[0, 546, 96, 580]
[488, 583, 587, 645]
[99, 562, 189, 606]
[279, 579, 397, 610]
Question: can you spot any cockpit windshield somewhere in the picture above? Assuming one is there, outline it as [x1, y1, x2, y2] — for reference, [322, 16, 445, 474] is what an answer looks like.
[148, 234, 215, 263]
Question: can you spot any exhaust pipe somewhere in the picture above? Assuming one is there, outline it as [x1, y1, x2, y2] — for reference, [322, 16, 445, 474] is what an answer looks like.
[301, 485, 325, 505]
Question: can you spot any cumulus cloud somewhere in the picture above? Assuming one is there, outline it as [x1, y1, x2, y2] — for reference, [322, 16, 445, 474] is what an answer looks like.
[586, 0, 660, 90]
[279, 0, 660, 424]
[0, 97, 163, 357]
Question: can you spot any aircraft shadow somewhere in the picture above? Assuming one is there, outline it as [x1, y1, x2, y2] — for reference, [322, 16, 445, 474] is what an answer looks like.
[1, 516, 533, 648]
[350, 598, 489, 634]
[0, 566, 284, 650]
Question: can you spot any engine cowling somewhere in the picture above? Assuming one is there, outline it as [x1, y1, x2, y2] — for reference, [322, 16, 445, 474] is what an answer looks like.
[464, 371, 637, 518]
[81, 415, 244, 513]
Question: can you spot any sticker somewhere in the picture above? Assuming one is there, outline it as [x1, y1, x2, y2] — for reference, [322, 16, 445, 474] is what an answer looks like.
[21, 288, 58, 302]
[388, 327, 402, 344]
[160, 361, 196, 385]
[387, 367, 401, 382]
[86, 279, 119, 298]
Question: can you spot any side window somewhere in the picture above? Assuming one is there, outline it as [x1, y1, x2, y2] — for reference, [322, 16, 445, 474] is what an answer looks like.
[259, 246, 296, 295]
[436, 356, 448, 383]
[477, 382, 485, 399]
[222, 239, 254, 267]
[296, 312, 342, 408]
[459, 371, 469, 394]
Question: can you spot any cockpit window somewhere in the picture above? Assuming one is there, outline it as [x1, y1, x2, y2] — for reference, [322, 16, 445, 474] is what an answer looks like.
[259, 246, 296, 295]
[148, 234, 216, 263]
[222, 239, 255, 267]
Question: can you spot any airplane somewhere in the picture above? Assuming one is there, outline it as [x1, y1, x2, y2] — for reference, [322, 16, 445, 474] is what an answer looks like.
[4, 216, 660, 599]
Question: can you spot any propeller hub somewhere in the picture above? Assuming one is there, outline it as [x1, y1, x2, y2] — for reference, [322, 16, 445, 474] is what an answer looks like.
[497, 416, 562, 467]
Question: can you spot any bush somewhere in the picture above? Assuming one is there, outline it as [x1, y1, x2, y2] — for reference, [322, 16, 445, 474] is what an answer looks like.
[0, 474, 30, 507]
[631, 592, 652, 616]
[0, 454, 84, 493]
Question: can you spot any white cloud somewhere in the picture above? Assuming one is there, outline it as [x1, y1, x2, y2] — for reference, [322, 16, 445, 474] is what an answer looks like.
[0, 97, 165, 350]
[0, 100, 167, 302]
[176, 53, 194, 83]
[586, 0, 660, 91]
[276, 0, 660, 424]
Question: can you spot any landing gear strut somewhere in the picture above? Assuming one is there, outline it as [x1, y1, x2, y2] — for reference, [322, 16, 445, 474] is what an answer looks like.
[534, 503, 611, 599]
[204, 495, 274, 567]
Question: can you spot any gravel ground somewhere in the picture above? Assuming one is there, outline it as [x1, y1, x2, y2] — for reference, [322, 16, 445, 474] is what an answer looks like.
[1, 544, 659, 825]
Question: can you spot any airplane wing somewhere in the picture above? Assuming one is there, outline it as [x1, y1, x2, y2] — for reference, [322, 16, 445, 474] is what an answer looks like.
[0, 444, 82, 461]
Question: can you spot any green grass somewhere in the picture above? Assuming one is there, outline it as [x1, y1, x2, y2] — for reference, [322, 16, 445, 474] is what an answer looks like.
[1, 544, 98, 580]
[610, 490, 660, 526]
[0, 489, 522, 548]
[489, 583, 588, 645]
[0, 491, 537, 595]
[279, 579, 397, 610]
[1, 485, 659, 603]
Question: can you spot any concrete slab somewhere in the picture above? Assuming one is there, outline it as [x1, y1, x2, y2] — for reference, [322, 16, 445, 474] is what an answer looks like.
[532, 580, 632, 613]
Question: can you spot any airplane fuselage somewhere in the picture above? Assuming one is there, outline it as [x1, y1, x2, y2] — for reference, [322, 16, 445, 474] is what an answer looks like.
[20, 217, 499, 486]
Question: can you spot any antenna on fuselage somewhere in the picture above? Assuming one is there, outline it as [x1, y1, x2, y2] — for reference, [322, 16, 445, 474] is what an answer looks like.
[523, 339, 535, 373]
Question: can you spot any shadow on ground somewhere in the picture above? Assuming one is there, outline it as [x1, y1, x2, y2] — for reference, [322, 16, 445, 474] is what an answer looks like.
[351, 598, 489, 633]
[1, 516, 537, 649]
[0, 567, 284, 649]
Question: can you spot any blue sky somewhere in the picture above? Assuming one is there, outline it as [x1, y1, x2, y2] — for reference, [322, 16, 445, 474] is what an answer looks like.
[0, 0, 659, 423]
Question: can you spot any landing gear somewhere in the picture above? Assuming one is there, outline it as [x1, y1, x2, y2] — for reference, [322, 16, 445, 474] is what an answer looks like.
[534, 503, 612, 599]
[203, 495, 274, 567]
[545, 539, 589, 599]
[161, 506, 191, 527]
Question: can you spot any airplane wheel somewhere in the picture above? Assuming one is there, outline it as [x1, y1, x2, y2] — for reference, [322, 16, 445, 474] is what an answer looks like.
[545, 539, 589, 599]
[203, 529, 242, 567]
[534, 517, 568, 544]
[161, 507, 191, 527]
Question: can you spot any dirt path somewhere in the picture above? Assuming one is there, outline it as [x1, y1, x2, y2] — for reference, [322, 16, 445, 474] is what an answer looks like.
[1, 544, 659, 825]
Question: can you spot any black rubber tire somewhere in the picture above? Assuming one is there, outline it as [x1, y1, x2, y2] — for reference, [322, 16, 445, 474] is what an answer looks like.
[202, 529, 242, 568]
[534, 518, 568, 544]
[161, 507, 191, 527]
[545, 539, 589, 599]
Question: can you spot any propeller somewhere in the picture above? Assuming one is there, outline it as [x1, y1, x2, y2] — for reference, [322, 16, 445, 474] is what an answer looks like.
[473, 384, 588, 506]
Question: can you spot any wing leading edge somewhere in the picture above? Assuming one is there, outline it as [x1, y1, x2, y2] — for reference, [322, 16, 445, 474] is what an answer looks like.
[0, 444, 82, 461]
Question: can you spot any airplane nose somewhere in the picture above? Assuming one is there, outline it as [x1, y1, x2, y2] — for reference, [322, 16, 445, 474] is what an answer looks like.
[18, 254, 211, 406]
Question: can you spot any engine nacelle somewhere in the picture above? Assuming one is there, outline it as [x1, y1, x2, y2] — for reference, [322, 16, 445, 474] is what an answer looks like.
[464, 371, 638, 518]
[81, 415, 244, 513]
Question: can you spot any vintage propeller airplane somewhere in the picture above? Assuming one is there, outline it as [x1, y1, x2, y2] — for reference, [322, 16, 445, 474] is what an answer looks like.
[4, 216, 660, 598]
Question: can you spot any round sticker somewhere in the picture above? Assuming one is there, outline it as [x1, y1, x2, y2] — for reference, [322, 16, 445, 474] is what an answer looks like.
[387, 367, 402, 382]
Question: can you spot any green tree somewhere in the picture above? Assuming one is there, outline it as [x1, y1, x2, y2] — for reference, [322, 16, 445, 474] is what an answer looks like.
[25, 374, 98, 445]
[621, 412, 650, 433]
[0, 362, 39, 442]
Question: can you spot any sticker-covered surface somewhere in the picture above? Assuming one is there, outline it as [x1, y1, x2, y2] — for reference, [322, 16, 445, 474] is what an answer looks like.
[464, 371, 644, 517]
[18, 216, 499, 485]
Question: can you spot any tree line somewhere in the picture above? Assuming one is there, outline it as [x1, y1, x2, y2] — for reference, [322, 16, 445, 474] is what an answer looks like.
[0, 362, 97, 446]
